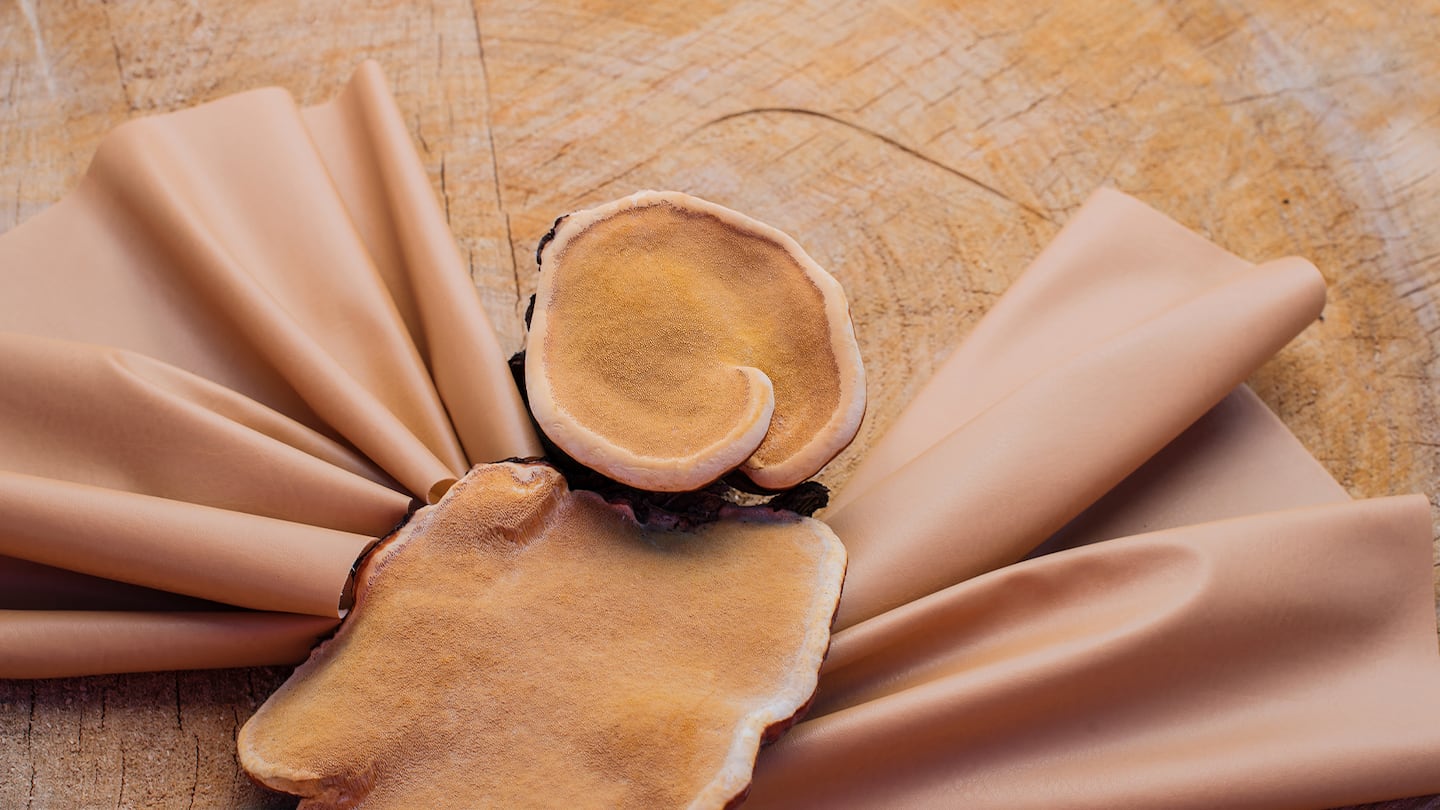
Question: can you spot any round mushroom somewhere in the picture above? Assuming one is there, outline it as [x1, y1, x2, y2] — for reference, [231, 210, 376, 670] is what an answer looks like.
[526, 191, 866, 492]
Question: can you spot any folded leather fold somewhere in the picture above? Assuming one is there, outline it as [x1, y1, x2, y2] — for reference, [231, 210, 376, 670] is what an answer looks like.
[836, 187, 1273, 500]
[302, 61, 543, 466]
[1035, 384, 1349, 554]
[0, 554, 232, 611]
[830, 244, 1325, 625]
[0, 610, 338, 679]
[0, 472, 374, 617]
[745, 188, 1440, 806]
[751, 496, 1440, 809]
[0, 64, 538, 674]
[0, 64, 538, 503]
[90, 89, 469, 496]
[0, 333, 409, 534]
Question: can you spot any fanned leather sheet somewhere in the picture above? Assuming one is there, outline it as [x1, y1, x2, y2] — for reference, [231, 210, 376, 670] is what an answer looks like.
[0, 62, 539, 675]
[744, 190, 1440, 806]
[1, 64, 1438, 807]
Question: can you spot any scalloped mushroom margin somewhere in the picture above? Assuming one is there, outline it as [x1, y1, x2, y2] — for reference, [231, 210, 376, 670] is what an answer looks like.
[682, 501, 847, 809]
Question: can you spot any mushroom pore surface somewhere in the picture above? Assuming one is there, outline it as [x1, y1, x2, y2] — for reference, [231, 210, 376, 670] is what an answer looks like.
[237, 462, 846, 809]
[529, 193, 862, 492]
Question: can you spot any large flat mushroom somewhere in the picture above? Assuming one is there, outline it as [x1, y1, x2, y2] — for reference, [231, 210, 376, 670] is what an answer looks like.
[238, 461, 846, 809]
[526, 191, 866, 492]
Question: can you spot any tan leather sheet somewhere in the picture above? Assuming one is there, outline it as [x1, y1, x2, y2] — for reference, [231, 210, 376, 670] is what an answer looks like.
[1, 64, 1437, 807]
[745, 189, 1440, 807]
[0, 62, 539, 672]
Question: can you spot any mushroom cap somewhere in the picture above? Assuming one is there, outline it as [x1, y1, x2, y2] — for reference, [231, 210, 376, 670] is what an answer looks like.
[237, 461, 846, 810]
[526, 191, 865, 492]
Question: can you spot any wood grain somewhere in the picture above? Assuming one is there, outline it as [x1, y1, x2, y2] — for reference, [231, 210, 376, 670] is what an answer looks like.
[1, 0, 1437, 807]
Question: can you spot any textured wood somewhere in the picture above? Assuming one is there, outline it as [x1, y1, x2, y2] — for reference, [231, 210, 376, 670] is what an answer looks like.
[1, 0, 1438, 807]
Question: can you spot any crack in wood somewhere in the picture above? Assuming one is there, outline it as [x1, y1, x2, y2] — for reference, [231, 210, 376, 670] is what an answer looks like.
[114, 753, 126, 810]
[439, 156, 452, 224]
[694, 106, 1056, 223]
[503, 211, 521, 311]
[25, 682, 35, 810]
[186, 735, 200, 810]
[469, 1, 523, 306]
[99, 2, 136, 112]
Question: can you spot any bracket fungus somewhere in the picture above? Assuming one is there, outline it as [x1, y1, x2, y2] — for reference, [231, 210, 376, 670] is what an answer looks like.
[238, 462, 846, 810]
[526, 191, 866, 492]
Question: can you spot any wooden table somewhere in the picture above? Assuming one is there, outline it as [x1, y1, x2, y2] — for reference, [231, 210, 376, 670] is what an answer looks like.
[2, 1, 1437, 807]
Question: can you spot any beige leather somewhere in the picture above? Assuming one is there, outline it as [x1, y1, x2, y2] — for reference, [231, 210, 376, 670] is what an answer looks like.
[745, 188, 1440, 807]
[752, 495, 1440, 809]
[743, 190, 1440, 807]
[0, 62, 539, 673]
[1, 64, 1437, 807]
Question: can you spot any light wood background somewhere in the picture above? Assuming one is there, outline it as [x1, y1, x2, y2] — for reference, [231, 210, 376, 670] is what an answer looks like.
[1, 1, 1437, 807]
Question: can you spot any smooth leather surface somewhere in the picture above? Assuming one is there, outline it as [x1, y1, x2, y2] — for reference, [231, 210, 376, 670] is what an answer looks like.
[0, 62, 539, 674]
[746, 188, 1440, 808]
[1, 64, 1437, 807]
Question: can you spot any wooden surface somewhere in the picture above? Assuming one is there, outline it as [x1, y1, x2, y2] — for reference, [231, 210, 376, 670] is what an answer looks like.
[2, 1, 1438, 807]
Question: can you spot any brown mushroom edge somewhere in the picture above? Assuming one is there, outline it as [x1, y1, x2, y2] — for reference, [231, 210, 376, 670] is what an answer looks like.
[238, 461, 847, 810]
[509, 351, 834, 529]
